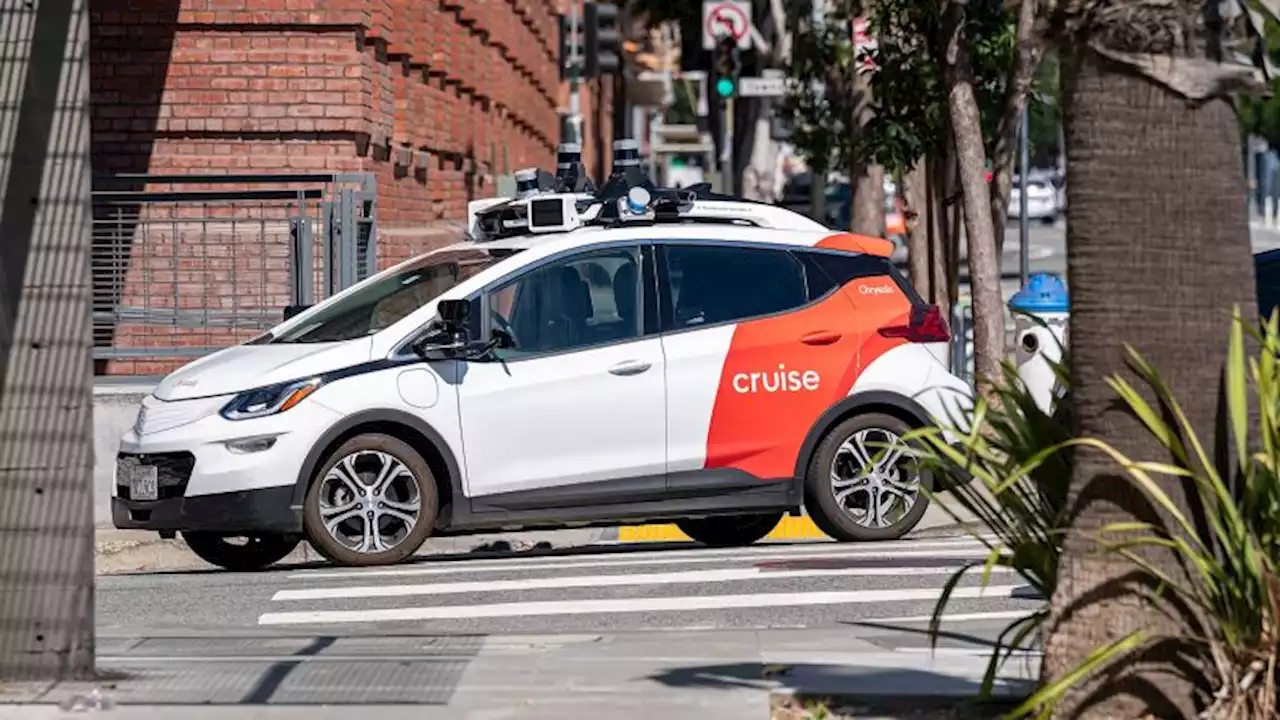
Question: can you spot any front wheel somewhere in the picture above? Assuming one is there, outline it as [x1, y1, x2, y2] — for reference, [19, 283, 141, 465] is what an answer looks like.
[303, 433, 439, 567]
[183, 532, 301, 572]
[675, 512, 783, 547]
[804, 413, 930, 541]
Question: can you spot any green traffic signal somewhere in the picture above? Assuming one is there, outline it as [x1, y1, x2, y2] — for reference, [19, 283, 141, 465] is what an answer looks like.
[715, 77, 736, 98]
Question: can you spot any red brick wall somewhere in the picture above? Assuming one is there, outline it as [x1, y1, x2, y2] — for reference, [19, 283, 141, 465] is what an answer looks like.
[91, 0, 613, 374]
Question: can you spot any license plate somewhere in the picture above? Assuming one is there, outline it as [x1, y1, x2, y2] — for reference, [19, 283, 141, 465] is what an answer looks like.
[125, 464, 159, 501]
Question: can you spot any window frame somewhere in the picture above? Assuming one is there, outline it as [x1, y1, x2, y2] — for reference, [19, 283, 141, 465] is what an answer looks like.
[473, 242, 656, 363]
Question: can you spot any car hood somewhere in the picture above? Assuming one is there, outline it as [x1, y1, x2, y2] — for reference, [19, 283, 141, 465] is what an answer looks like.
[153, 339, 374, 401]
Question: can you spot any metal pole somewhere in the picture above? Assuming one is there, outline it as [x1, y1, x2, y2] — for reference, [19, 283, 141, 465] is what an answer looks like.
[1018, 103, 1030, 286]
[721, 97, 735, 196]
[568, 1, 583, 144]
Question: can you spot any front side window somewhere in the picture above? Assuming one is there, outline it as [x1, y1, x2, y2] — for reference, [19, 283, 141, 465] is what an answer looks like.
[488, 246, 642, 357]
[270, 249, 517, 344]
[663, 245, 808, 330]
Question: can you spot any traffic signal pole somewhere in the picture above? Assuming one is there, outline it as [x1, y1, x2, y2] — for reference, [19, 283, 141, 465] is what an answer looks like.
[720, 97, 735, 196]
[567, 1, 583, 145]
[712, 35, 740, 196]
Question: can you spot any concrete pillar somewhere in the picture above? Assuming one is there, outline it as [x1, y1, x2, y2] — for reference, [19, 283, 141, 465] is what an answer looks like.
[0, 0, 96, 680]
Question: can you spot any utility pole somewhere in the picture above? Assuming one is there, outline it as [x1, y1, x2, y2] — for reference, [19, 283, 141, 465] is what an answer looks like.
[1018, 104, 1030, 285]
[0, 0, 96, 681]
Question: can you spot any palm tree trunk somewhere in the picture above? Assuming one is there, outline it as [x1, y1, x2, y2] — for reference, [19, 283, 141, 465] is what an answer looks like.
[0, 0, 96, 680]
[1042, 47, 1257, 718]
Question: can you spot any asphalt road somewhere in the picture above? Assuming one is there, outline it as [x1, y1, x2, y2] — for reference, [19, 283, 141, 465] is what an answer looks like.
[63, 533, 1043, 717]
[98, 533, 1038, 635]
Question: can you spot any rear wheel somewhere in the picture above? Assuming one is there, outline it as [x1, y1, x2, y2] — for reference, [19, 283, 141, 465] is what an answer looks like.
[804, 413, 930, 541]
[183, 532, 300, 572]
[303, 433, 438, 567]
[675, 512, 783, 547]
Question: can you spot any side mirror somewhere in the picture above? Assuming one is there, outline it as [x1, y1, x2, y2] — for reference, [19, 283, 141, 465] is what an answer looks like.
[411, 331, 466, 361]
[437, 299, 470, 330]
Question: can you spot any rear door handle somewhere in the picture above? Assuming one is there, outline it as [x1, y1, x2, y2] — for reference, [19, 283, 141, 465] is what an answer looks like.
[800, 330, 842, 346]
[608, 359, 652, 376]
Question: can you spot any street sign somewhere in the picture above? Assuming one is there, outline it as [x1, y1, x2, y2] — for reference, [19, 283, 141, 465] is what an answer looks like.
[737, 76, 788, 98]
[852, 16, 877, 73]
[702, 0, 752, 50]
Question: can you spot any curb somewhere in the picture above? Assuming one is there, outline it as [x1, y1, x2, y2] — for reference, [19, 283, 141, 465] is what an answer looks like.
[618, 515, 831, 543]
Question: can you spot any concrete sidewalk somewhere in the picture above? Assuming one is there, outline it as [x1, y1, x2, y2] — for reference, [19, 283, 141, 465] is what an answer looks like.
[0, 627, 1037, 720]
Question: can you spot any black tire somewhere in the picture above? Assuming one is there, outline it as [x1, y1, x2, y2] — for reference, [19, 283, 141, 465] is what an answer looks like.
[675, 512, 783, 548]
[303, 433, 439, 567]
[804, 412, 930, 542]
[183, 532, 301, 572]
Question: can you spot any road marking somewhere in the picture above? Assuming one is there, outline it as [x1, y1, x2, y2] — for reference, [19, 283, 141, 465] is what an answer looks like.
[272, 565, 1015, 602]
[257, 584, 1024, 626]
[288, 537, 998, 580]
[893, 647, 1041, 657]
[861, 609, 1033, 625]
[285, 540, 993, 579]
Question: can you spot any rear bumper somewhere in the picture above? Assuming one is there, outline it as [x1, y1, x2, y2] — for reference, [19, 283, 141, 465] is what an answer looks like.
[112, 486, 301, 534]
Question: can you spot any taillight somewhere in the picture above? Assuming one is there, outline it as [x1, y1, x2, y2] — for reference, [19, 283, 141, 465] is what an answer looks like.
[879, 304, 951, 343]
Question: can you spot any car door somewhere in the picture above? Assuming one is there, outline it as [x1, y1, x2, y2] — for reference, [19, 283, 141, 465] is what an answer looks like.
[659, 242, 863, 483]
[458, 244, 667, 505]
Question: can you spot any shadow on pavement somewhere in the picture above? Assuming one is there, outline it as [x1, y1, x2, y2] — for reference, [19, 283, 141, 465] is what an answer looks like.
[120, 537, 851, 577]
[116, 528, 987, 577]
[650, 663, 1031, 716]
[9, 634, 486, 707]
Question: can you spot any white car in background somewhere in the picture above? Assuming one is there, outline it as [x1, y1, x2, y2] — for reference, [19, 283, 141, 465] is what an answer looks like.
[1008, 172, 1062, 225]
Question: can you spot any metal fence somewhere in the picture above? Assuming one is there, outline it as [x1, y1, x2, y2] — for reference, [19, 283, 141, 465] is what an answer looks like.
[91, 173, 378, 372]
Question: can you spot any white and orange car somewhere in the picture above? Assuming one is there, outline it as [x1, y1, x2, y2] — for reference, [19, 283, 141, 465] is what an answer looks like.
[112, 145, 974, 571]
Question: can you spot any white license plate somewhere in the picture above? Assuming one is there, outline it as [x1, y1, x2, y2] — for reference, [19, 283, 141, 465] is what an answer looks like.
[126, 464, 159, 501]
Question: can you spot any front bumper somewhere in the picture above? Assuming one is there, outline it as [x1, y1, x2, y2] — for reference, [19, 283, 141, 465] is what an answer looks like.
[111, 392, 342, 535]
[112, 486, 300, 534]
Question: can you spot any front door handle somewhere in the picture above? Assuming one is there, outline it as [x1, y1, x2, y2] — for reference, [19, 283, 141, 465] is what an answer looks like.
[801, 330, 842, 346]
[608, 359, 652, 376]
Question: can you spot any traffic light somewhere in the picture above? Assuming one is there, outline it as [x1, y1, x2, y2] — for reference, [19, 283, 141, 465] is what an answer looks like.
[584, 1, 620, 78]
[712, 35, 740, 99]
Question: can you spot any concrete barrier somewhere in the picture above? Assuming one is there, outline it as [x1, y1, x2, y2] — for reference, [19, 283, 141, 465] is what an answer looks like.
[93, 380, 154, 527]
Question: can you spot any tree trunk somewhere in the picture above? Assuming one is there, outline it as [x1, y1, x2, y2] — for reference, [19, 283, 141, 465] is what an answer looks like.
[904, 160, 930, 298]
[986, 0, 1045, 256]
[1042, 48, 1258, 718]
[849, 161, 885, 237]
[0, 0, 96, 680]
[848, 1, 884, 237]
[940, 1, 1003, 398]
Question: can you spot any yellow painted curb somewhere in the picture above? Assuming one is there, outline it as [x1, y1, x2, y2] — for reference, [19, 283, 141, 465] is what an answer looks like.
[616, 515, 831, 543]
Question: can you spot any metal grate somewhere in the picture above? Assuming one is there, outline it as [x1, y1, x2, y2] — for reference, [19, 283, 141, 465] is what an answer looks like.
[91, 173, 378, 372]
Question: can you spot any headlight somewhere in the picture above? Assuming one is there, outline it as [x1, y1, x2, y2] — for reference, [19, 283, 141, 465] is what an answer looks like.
[220, 378, 322, 421]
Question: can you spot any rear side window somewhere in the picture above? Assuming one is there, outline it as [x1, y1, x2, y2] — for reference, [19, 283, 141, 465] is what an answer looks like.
[663, 245, 808, 330]
[799, 251, 926, 306]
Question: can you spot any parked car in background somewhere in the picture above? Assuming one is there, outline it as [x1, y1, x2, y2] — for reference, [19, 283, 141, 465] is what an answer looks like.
[1008, 170, 1062, 225]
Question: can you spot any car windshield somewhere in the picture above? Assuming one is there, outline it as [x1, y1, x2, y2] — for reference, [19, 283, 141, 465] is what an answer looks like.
[269, 247, 518, 344]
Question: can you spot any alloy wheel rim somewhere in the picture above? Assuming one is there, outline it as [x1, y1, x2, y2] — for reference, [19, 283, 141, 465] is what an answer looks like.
[829, 428, 921, 529]
[318, 450, 422, 554]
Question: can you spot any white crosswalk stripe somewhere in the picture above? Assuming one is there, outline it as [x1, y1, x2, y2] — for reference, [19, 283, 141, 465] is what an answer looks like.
[258, 534, 1035, 629]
